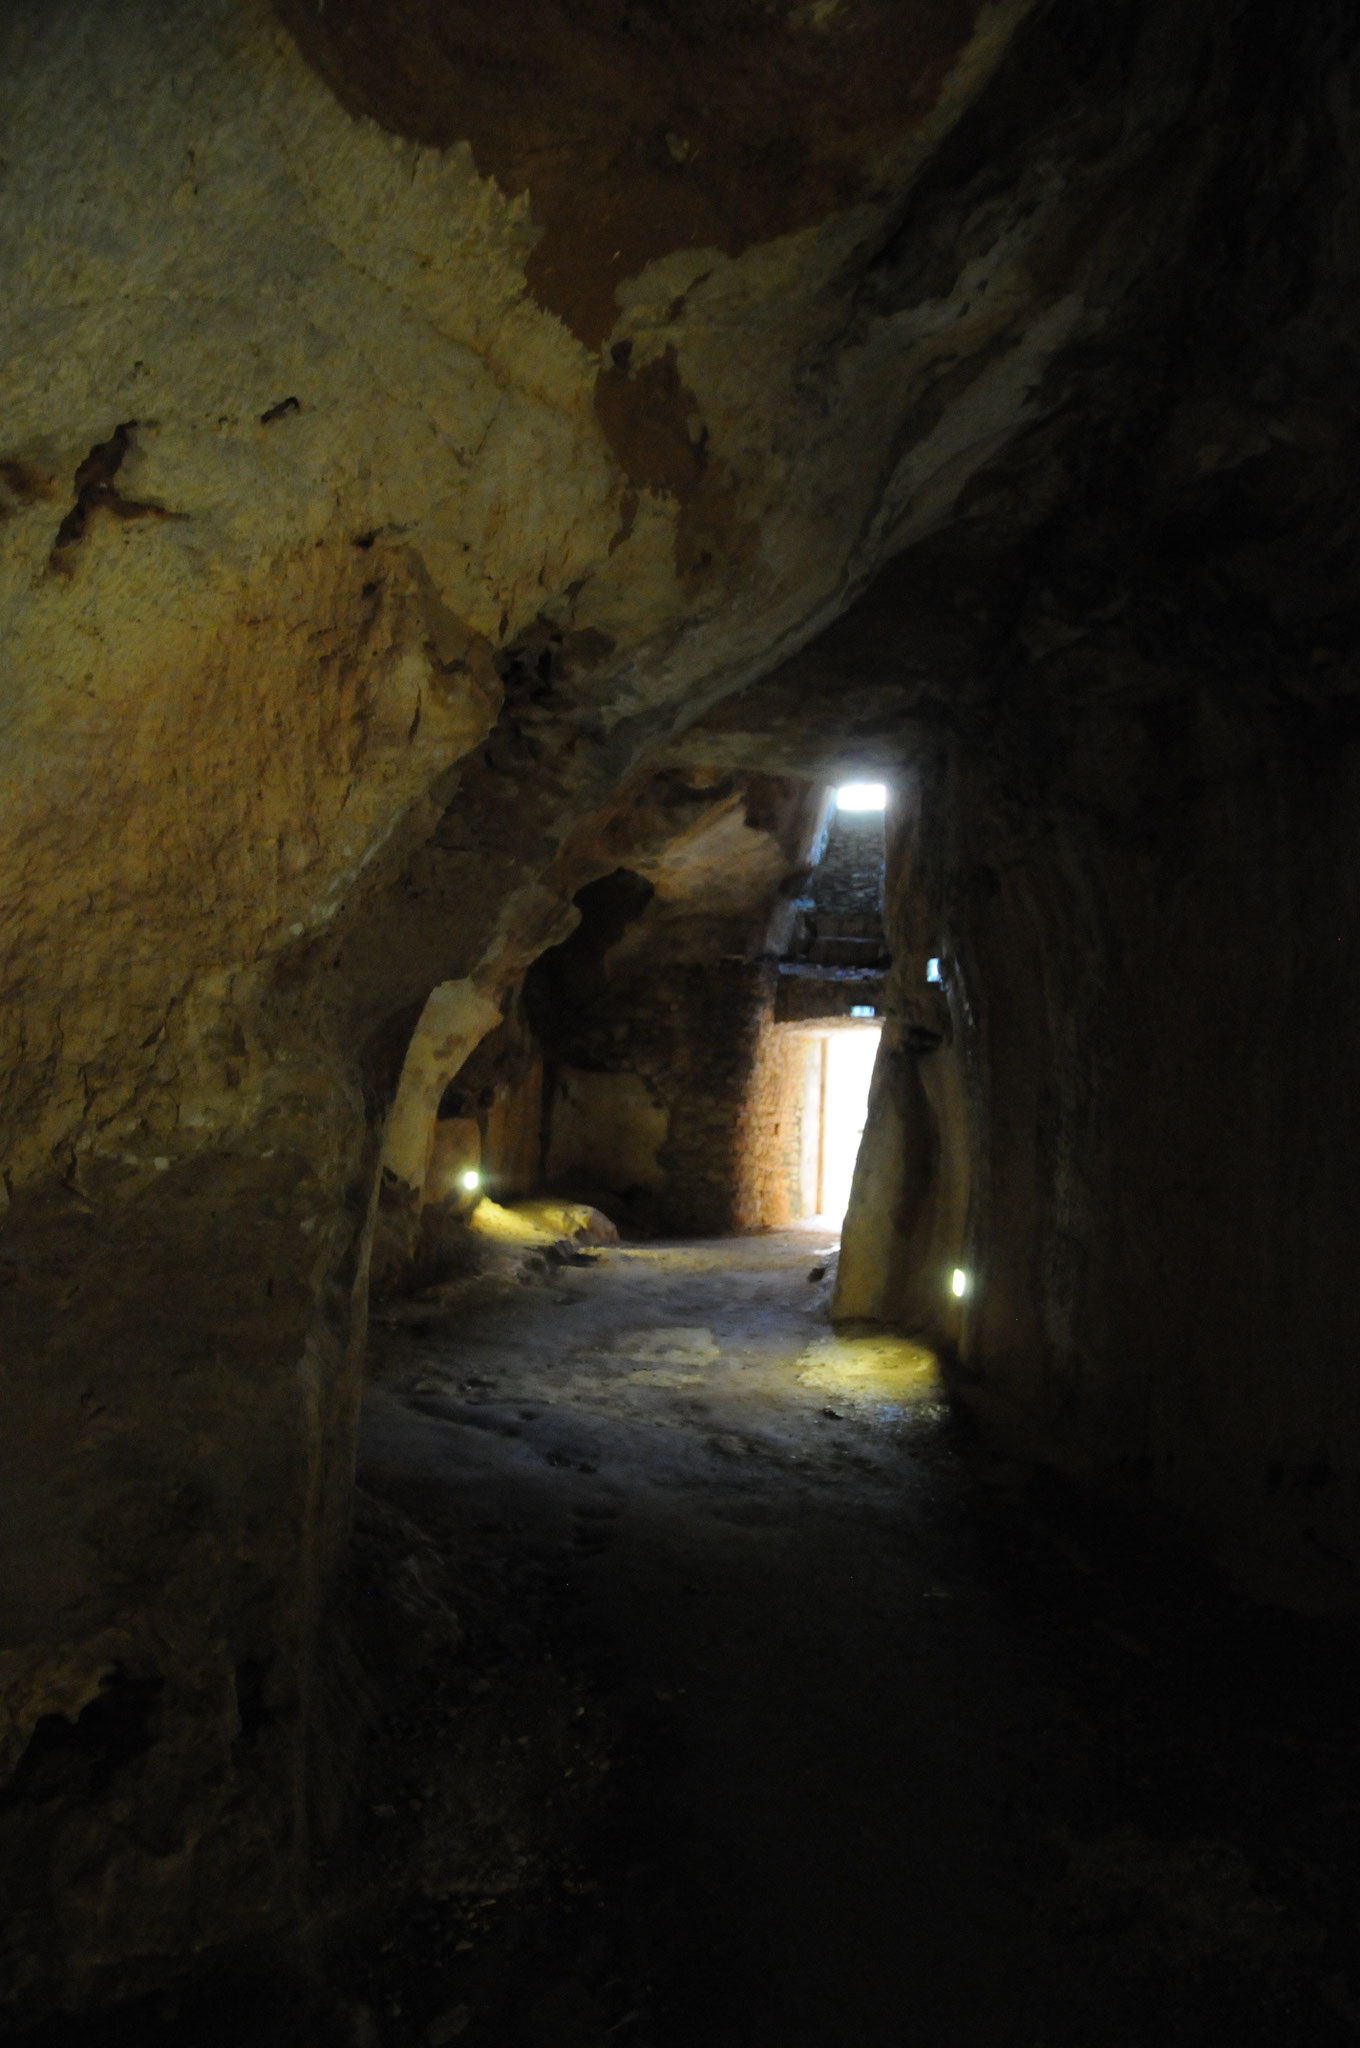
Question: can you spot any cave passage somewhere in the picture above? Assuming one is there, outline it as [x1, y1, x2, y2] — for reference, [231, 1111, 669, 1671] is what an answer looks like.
[335, 1227, 1360, 2048]
[9, 0, 1360, 2031]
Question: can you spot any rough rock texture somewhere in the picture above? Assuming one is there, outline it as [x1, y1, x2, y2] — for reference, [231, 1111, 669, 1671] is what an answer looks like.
[521, 775, 823, 1232]
[846, 696, 1360, 1593]
[2, 0, 1359, 2019]
[273, 0, 1035, 351]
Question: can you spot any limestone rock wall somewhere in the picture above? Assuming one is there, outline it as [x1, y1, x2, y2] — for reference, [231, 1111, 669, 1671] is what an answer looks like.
[835, 683, 1360, 1592]
[958, 710, 1360, 1586]
[818, 0, 1360, 1586]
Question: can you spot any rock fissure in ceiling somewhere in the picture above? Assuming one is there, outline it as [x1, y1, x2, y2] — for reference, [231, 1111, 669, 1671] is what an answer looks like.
[48, 421, 185, 576]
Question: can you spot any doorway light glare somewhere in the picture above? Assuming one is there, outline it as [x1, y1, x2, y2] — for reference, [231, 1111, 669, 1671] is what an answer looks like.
[836, 782, 886, 811]
[460, 1169, 481, 1192]
[951, 1267, 968, 1299]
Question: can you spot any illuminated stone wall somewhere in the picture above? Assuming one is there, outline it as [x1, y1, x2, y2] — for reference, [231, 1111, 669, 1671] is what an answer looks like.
[733, 1024, 810, 1231]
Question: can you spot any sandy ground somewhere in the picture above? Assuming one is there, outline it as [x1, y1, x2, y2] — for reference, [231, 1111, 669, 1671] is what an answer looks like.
[38, 1228, 1360, 2047]
[333, 1229, 1360, 2048]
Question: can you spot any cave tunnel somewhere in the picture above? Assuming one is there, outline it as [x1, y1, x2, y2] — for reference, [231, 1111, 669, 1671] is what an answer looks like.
[4, 0, 1360, 2042]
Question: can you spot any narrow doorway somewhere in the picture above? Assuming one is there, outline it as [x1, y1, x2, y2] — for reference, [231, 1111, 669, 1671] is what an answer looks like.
[802, 1023, 881, 1224]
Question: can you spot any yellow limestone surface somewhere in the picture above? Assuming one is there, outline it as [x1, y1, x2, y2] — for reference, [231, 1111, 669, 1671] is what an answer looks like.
[470, 1197, 617, 1246]
[796, 1332, 941, 1413]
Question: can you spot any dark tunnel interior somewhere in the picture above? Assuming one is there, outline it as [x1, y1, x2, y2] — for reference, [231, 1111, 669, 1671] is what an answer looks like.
[3, 0, 1360, 2041]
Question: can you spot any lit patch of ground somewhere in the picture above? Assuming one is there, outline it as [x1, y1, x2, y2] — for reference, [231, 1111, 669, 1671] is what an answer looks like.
[795, 1329, 940, 1412]
[322, 1227, 1360, 2048]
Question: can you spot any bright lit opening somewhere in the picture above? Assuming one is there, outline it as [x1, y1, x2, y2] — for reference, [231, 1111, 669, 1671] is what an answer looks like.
[835, 782, 886, 812]
[926, 957, 942, 984]
[802, 1026, 880, 1224]
[460, 1169, 481, 1192]
[951, 1267, 968, 1298]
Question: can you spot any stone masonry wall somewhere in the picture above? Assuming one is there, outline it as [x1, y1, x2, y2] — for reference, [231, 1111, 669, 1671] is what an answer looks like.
[809, 808, 885, 917]
[544, 960, 777, 1234]
[734, 1023, 809, 1230]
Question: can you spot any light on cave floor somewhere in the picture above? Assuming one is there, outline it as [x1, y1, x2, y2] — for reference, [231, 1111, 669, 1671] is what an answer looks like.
[797, 1332, 941, 1418]
[460, 1169, 481, 1192]
[951, 1267, 968, 1298]
[835, 781, 886, 811]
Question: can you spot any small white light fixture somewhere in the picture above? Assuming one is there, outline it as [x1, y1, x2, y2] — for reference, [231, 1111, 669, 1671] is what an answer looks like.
[460, 1169, 481, 1192]
[926, 957, 942, 984]
[835, 781, 886, 812]
[951, 1267, 968, 1299]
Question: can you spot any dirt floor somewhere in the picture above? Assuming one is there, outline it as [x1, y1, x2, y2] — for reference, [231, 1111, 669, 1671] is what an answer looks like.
[324, 1226, 1360, 2048]
[36, 1225, 1360, 2047]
